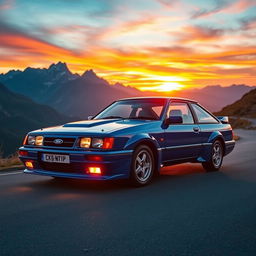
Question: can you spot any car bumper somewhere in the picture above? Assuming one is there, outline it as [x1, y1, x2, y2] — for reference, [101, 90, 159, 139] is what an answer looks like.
[224, 140, 235, 155]
[19, 147, 133, 180]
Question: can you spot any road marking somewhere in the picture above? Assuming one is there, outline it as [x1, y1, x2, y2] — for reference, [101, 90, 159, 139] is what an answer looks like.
[0, 171, 23, 176]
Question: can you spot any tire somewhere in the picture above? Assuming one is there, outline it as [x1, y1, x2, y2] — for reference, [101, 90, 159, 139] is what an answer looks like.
[130, 145, 155, 186]
[202, 140, 223, 172]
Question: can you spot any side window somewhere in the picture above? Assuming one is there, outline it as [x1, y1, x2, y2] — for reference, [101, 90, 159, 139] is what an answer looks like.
[151, 106, 162, 117]
[191, 104, 218, 124]
[167, 102, 194, 124]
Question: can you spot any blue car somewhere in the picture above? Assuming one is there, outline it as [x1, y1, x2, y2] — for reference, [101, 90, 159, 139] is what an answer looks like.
[19, 97, 235, 186]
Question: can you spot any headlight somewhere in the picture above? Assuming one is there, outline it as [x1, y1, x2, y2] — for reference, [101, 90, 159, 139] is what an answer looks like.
[35, 136, 44, 146]
[79, 137, 114, 149]
[92, 138, 104, 148]
[92, 138, 114, 149]
[27, 135, 44, 146]
[80, 137, 91, 148]
[27, 136, 36, 145]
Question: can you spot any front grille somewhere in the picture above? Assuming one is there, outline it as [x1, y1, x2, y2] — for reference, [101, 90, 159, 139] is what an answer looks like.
[39, 162, 83, 174]
[43, 137, 76, 147]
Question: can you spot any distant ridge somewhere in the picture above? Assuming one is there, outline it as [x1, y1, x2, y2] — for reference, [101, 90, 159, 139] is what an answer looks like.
[216, 88, 256, 118]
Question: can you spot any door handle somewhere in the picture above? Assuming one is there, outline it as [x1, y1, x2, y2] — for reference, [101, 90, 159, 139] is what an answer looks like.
[193, 127, 200, 133]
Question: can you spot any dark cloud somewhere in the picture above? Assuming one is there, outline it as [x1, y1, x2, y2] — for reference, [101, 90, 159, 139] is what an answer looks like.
[191, 0, 231, 19]
[240, 15, 256, 30]
[0, 20, 75, 53]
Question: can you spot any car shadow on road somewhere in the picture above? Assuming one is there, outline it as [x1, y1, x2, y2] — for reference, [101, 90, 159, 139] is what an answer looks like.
[18, 160, 256, 199]
[22, 163, 207, 193]
[4, 162, 256, 207]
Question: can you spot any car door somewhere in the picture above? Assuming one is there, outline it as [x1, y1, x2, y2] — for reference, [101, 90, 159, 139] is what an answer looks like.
[162, 101, 202, 162]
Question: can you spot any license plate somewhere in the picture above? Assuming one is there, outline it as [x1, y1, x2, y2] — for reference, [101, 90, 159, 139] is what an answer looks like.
[42, 154, 70, 163]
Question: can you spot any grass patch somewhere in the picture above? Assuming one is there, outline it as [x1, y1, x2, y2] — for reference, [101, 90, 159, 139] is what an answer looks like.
[0, 153, 22, 170]
[233, 134, 240, 141]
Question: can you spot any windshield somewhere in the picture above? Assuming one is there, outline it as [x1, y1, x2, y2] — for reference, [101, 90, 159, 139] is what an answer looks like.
[94, 99, 167, 120]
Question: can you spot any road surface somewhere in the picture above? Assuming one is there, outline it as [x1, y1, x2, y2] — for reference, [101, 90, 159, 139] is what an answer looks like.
[1, 129, 256, 256]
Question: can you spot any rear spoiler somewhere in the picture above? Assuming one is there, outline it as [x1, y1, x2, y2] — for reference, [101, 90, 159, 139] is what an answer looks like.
[217, 116, 229, 124]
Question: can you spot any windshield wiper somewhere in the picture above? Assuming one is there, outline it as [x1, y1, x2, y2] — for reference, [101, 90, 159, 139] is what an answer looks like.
[129, 117, 158, 120]
[102, 116, 124, 119]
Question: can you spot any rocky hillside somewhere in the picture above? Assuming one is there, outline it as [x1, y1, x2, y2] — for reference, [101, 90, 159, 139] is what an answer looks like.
[216, 88, 256, 118]
[0, 83, 72, 157]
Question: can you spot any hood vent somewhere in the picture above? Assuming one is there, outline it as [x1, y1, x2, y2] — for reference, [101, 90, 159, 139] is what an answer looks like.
[63, 119, 119, 128]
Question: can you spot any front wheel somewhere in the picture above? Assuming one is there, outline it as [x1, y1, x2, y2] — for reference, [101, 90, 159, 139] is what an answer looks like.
[202, 140, 223, 172]
[130, 145, 155, 186]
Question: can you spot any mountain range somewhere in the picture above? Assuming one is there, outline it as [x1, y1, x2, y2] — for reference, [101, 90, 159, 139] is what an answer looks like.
[0, 62, 140, 118]
[1, 62, 255, 118]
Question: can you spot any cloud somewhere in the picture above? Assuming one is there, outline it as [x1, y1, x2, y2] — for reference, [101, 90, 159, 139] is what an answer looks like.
[191, 0, 231, 19]
[223, 0, 256, 14]
[0, 0, 13, 10]
[191, 0, 256, 19]
[240, 15, 256, 30]
[0, 20, 78, 71]
[157, 0, 178, 8]
[175, 25, 224, 43]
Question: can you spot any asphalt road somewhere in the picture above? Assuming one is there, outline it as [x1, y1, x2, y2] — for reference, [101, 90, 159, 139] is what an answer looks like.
[1, 129, 256, 256]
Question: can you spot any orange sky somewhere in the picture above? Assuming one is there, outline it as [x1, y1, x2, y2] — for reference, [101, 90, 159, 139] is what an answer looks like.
[0, 0, 256, 91]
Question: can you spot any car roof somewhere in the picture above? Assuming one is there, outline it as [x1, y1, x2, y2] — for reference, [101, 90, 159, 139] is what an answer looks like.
[118, 96, 197, 103]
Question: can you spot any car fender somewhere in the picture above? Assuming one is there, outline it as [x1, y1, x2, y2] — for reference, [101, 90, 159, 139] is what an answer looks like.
[124, 134, 162, 172]
[207, 131, 225, 144]
[198, 131, 225, 162]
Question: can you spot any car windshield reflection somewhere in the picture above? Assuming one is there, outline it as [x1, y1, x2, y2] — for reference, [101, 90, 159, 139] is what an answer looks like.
[94, 98, 167, 121]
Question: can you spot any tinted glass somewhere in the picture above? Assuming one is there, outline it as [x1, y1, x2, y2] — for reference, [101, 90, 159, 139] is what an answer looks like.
[94, 99, 167, 120]
[167, 102, 194, 124]
[191, 104, 218, 123]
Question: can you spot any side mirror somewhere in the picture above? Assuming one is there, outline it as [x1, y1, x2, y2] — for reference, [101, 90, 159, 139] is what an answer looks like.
[217, 116, 229, 124]
[166, 115, 183, 125]
[88, 116, 93, 120]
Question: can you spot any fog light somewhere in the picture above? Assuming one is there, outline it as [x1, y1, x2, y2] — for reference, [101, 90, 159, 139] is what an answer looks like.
[87, 156, 102, 161]
[88, 167, 101, 174]
[19, 150, 28, 156]
[25, 161, 34, 169]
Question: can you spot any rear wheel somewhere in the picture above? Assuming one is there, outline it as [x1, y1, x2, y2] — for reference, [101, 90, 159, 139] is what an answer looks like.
[202, 140, 223, 172]
[130, 145, 155, 186]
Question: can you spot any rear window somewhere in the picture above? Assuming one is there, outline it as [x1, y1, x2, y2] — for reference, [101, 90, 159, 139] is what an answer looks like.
[191, 104, 218, 124]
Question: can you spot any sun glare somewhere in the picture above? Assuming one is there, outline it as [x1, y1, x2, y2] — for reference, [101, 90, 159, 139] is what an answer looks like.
[138, 75, 188, 92]
[140, 82, 184, 92]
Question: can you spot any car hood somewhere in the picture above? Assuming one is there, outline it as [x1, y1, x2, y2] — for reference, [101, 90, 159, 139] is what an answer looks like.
[33, 119, 156, 135]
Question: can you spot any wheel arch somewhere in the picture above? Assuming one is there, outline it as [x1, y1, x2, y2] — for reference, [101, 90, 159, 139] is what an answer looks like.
[207, 131, 226, 155]
[198, 131, 226, 163]
[124, 134, 161, 173]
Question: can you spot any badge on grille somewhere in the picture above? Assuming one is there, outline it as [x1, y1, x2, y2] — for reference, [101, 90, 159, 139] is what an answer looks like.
[53, 139, 63, 144]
